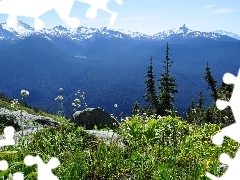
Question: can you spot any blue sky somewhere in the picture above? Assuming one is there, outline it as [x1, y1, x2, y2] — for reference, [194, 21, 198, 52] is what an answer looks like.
[0, 0, 239, 35]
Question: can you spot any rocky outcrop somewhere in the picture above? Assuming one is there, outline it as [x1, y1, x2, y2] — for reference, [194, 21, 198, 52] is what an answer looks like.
[0, 108, 60, 149]
[0, 108, 60, 130]
[85, 130, 128, 149]
[0, 108, 127, 150]
[72, 108, 120, 130]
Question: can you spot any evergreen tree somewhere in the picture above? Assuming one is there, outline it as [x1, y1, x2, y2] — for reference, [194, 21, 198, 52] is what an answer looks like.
[186, 99, 196, 123]
[203, 65, 234, 125]
[204, 108, 213, 124]
[142, 57, 158, 114]
[218, 82, 233, 101]
[197, 90, 204, 109]
[157, 43, 178, 116]
[132, 101, 142, 115]
[187, 99, 195, 115]
[204, 63, 218, 101]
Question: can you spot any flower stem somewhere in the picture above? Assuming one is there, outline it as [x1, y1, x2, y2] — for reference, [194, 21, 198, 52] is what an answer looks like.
[20, 97, 23, 137]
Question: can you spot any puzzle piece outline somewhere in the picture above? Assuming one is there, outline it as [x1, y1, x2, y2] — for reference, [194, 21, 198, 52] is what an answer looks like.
[0, 126, 15, 148]
[0, 0, 80, 30]
[24, 155, 60, 180]
[0, 126, 60, 180]
[77, 0, 123, 29]
[0, 0, 123, 30]
[212, 69, 240, 145]
[206, 149, 240, 179]
[206, 69, 240, 179]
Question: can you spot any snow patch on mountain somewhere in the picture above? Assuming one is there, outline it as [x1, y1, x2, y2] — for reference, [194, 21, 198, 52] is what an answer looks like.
[214, 30, 240, 40]
[116, 29, 150, 39]
[152, 24, 224, 40]
[1, 20, 34, 36]
[0, 21, 238, 42]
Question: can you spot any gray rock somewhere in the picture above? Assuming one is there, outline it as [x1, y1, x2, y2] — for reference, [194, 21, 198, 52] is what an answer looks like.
[0, 108, 60, 150]
[0, 126, 43, 151]
[72, 108, 120, 130]
[85, 130, 128, 149]
[0, 128, 128, 151]
[0, 108, 60, 130]
[0, 108, 127, 151]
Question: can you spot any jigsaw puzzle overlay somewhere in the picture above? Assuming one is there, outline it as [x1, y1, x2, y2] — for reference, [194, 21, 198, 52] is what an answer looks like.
[0, 0, 123, 30]
[0, 126, 60, 179]
[206, 69, 240, 179]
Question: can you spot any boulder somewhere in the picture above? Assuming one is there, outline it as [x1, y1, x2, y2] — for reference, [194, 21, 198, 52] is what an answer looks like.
[72, 108, 120, 130]
[0, 108, 60, 150]
[85, 130, 128, 149]
[0, 108, 126, 151]
[0, 126, 42, 151]
[0, 108, 60, 130]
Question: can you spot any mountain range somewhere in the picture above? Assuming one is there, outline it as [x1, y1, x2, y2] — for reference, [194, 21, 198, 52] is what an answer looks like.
[1, 21, 239, 41]
[0, 21, 239, 117]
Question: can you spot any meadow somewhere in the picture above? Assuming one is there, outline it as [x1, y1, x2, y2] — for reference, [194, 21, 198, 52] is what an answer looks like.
[0, 92, 238, 180]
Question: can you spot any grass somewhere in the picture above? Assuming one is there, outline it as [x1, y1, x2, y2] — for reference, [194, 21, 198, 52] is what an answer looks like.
[0, 93, 57, 119]
[0, 94, 239, 179]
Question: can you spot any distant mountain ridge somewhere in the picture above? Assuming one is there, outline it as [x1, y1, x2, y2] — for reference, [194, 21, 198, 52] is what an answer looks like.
[0, 21, 239, 41]
[214, 30, 240, 40]
[0, 20, 239, 117]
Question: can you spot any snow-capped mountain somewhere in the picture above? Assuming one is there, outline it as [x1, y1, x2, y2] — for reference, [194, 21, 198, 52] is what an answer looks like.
[0, 21, 34, 37]
[0, 21, 239, 117]
[0, 21, 238, 42]
[214, 30, 240, 40]
[116, 29, 150, 39]
[152, 24, 226, 40]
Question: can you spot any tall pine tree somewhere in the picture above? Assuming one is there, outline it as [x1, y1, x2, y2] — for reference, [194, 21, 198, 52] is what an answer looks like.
[204, 62, 218, 101]
[143, 57, 158, 114]
[197, 90, 204, 109]
[157, 43, 178, 116]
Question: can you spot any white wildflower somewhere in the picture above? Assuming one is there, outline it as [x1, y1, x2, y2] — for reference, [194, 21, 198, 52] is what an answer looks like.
[74, 98, 80, 103]
[21, 90, 29, 97]
[11, 99, 19, 109]
[72, 103, 76, 107]
[55, 95, 63, 101]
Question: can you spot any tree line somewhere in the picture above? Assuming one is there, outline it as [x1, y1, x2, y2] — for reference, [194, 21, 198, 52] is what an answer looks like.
[133, 43, 234, 126]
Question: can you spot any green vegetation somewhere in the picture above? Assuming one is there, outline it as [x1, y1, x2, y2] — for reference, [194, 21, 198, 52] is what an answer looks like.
[143, 56, 158, 115]
[143, 43, 178, 116]
[0, 94, 61, 133]
[186, 63, 234, 126]
[205, 63, 218, 102]
[0, 87, 238, 179]
[0, 107, 238, 179]
[0, 42, 238, 179]
[0, 93, 57, 119]
[157, 43, 178, 116]
[141, 43, 234, 127]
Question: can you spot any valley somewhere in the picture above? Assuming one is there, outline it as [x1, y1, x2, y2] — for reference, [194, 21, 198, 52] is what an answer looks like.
[0, 21, 239, 117]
